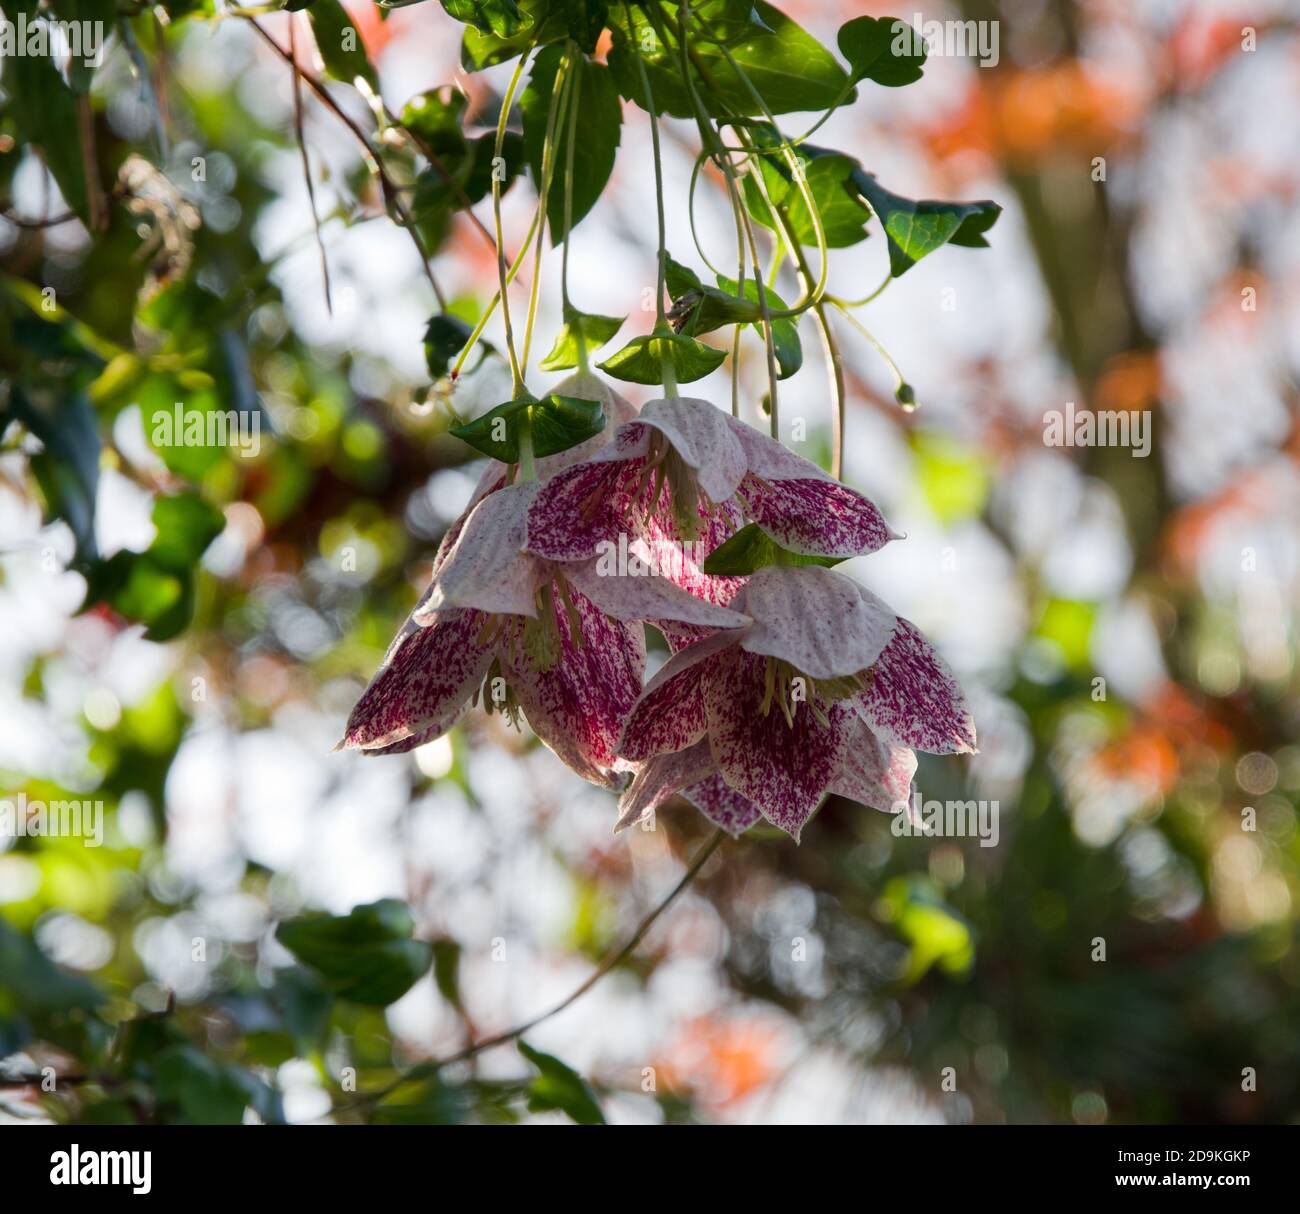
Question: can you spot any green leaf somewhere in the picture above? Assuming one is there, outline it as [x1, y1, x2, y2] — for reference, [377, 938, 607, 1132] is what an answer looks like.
[850, 170, 1001, 277]
[741, 133, 869, 248]
[51, 0, 115, 94]
[608, 1, 850, 119]
[666, 259, 762, 336]
[837, 15, 927, 87]
[401, 88, 470, 154]
[148, 494, 226, 572]
[461, 0, 568, 71]
[5, 50, 87, 219]
[3, 388, 100, 563]
[702, 522, 843, 575]
[431, 938, 463, 1008]
[308, 0, 379, 91]
[450, 393, 607, 461]
[715, 274, 801, 379]
[521, 47, 622, 240]
[154, 1045, 253, 1125]
[440, 0, 522, 35]
[518, 1041, 606, 1125]
[276, 899, 434, 1007]
[664, 255, 702, 299]
[539, 308, 625, 370]
[424, 313, 474, 379]
[560, 0, 608, 54]
[598, 331, 726, 385]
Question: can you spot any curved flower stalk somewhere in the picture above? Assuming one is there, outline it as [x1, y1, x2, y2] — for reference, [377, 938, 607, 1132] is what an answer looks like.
[524, 397, 899, 577]
[339, 434, 750, 785]
[614, 565, 976, 839]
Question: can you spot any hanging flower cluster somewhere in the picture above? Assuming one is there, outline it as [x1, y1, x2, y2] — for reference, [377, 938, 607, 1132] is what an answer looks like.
[342, 377, 975, 841]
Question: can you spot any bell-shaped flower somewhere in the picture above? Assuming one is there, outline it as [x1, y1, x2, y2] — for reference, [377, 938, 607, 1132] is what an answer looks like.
[614, 565, 975, 839]
[525, 398, 898, 576]
[339, 475, 749, 787]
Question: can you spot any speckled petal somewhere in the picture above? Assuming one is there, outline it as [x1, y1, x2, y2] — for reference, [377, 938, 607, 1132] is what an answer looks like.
[829, 716, 918, 813]
[722, 414, 835, 483]
[500, 580, 646, 786]
[618, 630, 738, 762]
[853, 619, 977, 754]
[415, 482, 546, 621]
[565, 557, 750, 629]
[340, 608, 494, 752]
[683, 775, 763, 837]
[614, 740, 718, 832]
[638, 397, 748, 503]
[703, 647, 847, 841]
[736, 565, 896, 680]
[741, 474, 897, 558]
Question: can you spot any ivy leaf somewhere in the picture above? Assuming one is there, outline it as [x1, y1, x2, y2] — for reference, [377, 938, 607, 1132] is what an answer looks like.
[451, 393, 607, 461]
[154, 1045, 257, 1126]
[664, 255, 702, 299]
[669, 283, 761, 337]
[598, 331, 726, 385]
[440, 0, 523, 36]
[715, 274, 802, 379]
[560, 0, 608, 54]
[608, 1, 850, 119]
[741, 132, 868, 248]
[51, 0, 115, 94]
[276, 899, 434, 1007]
[5, 51, 87, 219]
[308, 0, 379, 91]
[837, 15, 927, 87]
[521, 47, 622, 240]
[401, 88, 470, 154]
[539, 308, 625, 370]
[148, 494, 226, 572]
[518, 1041, 606, 1125]
[461, 0, 568, 71]
[424, 313, 474, 379]
[81, 493, 225, 640]
[703, 523, 844, 575]
[850, 170, 1001, 277]
[2, 388, 100, 563]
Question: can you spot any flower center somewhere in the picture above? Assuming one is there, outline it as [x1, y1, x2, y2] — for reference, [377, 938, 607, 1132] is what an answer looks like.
[759, 656, 873, 728]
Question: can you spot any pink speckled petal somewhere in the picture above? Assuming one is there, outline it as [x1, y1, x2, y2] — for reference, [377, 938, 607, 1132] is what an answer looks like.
[736, 565, 896, 680]
[722, 414, 833, 483]
[500, 581, 646, 786]
[614, 740, 718, 832]
[524, 444, 648, 562]
[829, 716, 918, 813]
[638, 397, 748, 503]
[703, 648, 847, 841]
[341, 608, 494, 752]
[853, 619, 977, 755]
[618, 630, 737, 761]
[740, 475, 898, 558]
[684, 775, 763, 837]
[415, 482, 547, 621]
[564, 557, 750, 629]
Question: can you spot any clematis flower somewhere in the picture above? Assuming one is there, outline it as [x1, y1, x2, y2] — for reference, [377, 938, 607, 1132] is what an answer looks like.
[525, 398, 899, 575]
[613, 564, 976, 839]
[339, 473, 749, 786]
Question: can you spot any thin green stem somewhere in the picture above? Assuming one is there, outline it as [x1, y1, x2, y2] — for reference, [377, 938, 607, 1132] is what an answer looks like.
[834, 272, 892, 309]
[832, 298, 912, 403]
[494, 48, 533, 395]
[451, 208, 540, 379]
[626, 2, 674, 395]
[522, 47, 575, 372]
[335, 828, 725, 1115]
